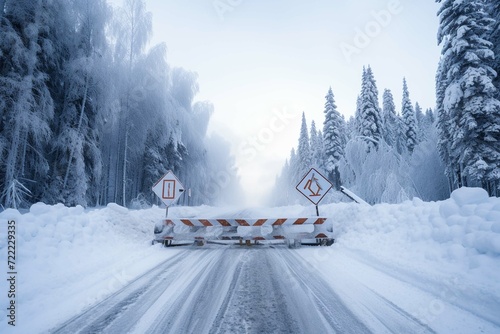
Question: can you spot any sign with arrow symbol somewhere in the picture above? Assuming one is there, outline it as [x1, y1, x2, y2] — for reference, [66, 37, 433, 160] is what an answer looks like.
[296, 168, 332, 205]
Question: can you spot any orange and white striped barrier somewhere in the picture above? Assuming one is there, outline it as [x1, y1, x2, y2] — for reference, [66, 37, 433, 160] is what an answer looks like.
[164, 217, 328, 227]
[153, 217, 334, 247]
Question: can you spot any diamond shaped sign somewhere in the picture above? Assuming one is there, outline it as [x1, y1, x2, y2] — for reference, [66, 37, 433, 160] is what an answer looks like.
[296, 168, 333, 205]
[152, 170, 185, 206]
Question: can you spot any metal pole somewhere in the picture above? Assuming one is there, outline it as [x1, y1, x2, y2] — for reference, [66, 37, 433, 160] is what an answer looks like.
[315, 205, 319, 217]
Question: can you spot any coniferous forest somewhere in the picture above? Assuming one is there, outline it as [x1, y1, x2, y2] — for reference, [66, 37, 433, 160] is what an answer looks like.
[272, 0, 500, 205]
[0, 0, 240, 209]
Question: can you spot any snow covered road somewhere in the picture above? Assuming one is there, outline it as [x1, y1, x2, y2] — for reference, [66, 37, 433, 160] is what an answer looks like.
[48, 244, 492, 334]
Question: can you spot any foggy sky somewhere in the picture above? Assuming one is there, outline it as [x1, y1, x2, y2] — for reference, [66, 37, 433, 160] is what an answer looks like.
[110, 0, 441, 206]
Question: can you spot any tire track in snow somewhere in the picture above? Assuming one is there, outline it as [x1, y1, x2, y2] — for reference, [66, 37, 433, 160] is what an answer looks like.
[281, 249, 436, 334]
[139, 248, 243, 333]
[209, 248, 301, 334]
[50, 248, 222, 334]
[51, 245, 438, 334]
[208, 254, 245, 334]
[269, 248, 371, 333]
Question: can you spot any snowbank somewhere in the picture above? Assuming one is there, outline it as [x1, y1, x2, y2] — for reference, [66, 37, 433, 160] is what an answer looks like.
[317, 187, 500, 326]
[326, 187, 500, 270]
[0, 203, 185, 333]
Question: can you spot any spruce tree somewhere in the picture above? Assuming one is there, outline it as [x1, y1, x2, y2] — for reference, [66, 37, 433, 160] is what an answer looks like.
[425, 108, 435, 125]
[401, 78, 417, 153]
[297, 112, 311, 178]
[356, 66, 383, 148]
[323, 87, 345, 188]
[414, 102, 425, 141]
[487, 0, 500, 97]
[382, 89, 398, 147]
[289, 147, 299, 185]
[310, 120, 324, 170]
[436, 53, 455, 189]
[436, 0, 500, 194]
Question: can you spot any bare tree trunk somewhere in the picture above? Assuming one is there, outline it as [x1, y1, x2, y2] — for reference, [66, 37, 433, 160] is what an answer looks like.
[63, 75, 89, 189]
[4, 120, 21, 206]
[122, 125, 129, 206]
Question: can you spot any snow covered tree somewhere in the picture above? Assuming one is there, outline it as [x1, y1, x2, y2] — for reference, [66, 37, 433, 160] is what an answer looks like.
[410, 127, 450, 201]
[297, 112, 311, 179]
[345, 115, 356, 142]
[436, 54, 456, 191]
[401, 78, 418, 153]
[382, 89, 399, 147]
[436, 0, 500, 195]
[356, 66, 383, 149]
[44, 0, 110, 206]
[112, 0, 153, 206]
[322, 87, 345, 188]
[309, 120, 324, 170]
[487, 0, 500, 98]
[0, 0, 54, 208]
[414, 102, 425, 140]
[338, 138, 416, 204]
[0, 0, 243, 208]
[425, 108, 435, 125]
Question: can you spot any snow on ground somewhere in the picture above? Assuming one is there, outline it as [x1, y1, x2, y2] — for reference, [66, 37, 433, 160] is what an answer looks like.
[292, 187, 500, 332]
[0, 187, 499, 333]
[0, 203, 183, 333]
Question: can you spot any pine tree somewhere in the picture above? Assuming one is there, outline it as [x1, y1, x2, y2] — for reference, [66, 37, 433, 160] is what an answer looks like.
[436, 53, 455, 190]
[309, 120, 324, 170]
[425, 108, 435, 125]
[436, 0, 500, 195]
[487, 0, 500, 98]
[382, 89, 398, 147]
[289, 147, 299, 185]
[323, 87, 345, 188]
[297, 112, 311, 178]
[414, 102, 425, 141]
[401, 78, 418, 153]
[356, 66, 383, 148]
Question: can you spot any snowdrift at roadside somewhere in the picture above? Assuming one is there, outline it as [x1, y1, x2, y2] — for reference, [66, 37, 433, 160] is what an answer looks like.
[325, 187, 500, 278]
[0, 203, 185, 333]
[315, 186, 500, 328]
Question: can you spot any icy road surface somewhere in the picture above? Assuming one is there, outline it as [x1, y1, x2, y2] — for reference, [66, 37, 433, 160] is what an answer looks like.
[50, 244, 494, 334]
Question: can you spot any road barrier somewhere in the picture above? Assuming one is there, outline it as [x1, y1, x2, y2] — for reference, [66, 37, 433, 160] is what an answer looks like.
[153, 217, 334, 247]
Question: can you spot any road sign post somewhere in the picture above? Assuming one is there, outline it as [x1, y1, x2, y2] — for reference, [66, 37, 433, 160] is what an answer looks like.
[296, 168, 333, 216]
[152, 171, 185, 217]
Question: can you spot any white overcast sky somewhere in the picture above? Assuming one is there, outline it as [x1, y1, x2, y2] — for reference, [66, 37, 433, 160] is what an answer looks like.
[111, 0, 442, 206]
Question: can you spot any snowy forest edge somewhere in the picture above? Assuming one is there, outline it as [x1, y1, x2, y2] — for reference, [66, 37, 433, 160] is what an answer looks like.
[271, 0, 500, 205]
